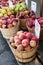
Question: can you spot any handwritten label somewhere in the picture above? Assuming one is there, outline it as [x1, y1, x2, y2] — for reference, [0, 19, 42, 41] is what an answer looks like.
[8, 0, 13, 9]
[31, 1, 37, 13]
[25, 0, 28, 8]
[35, 19, 41, 39]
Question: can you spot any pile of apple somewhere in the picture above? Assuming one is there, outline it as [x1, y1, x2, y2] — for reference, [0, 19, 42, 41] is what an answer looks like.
[0, 0, 22, 8]
[27, 17, 43, 29]
[10, 31, 38, 51]
[13, 2, 27, 12]
[0, 7, 14, 18]
[0, 15, 18, 28]
[11, 0, 22, 5]
[19, 10, 36, 19]
[0, 0, 8, 7]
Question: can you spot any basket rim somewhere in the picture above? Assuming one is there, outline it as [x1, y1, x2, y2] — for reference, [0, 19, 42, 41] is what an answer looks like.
[0, 22, 19, 30]
[10, 42, 38, 53]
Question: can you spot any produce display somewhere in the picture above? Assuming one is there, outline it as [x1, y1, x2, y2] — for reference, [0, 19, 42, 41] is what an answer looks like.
[19, 10, 36, 19]
[0, 7, 14, 18]
[10, 31, 38, 51]
[0, 0, 42, 63]
[13, 2, 28, 12]
[0, 15, 18, 28]
[27, 17, 43, 29]
[0, 0, 22, 8]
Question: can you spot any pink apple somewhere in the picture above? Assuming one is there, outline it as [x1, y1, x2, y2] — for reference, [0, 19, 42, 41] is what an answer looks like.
[10, 37, 14, 43]
[19, 33, 26, 40]
[26, 32, 33, 39]
[11, 43, 15, 48]
[25, 45, 31, 51]
[39, 20, 43, 25]
[15, 39, 21, 45]
[7, 19, 12, 24]
[2, 24, 6, 28]
[10, 15, 15, 19]
[2, 20, 6, 24]
[24, 31, 28, 35]
[32, 36, 38, 43]
[14, 35, 19, 41]
[8, 24, 13, 28]
[17, 44, 24, 51]
[0, 23, 2, 28]
[22, 39, 30, 47]
[17, 31, 23, 35]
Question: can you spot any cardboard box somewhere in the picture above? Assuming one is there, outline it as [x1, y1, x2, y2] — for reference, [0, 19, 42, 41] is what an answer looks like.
[23, 0, 43, 16]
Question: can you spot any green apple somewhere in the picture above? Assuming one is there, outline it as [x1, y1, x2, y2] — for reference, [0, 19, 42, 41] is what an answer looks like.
[2, 9, 7, 15]
[0, 13, 3, 18]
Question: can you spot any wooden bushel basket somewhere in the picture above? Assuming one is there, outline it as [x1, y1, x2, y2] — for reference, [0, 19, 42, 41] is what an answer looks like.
[27, 25, 43, 40]
[0, 21, 19, 39]
[8, 41, 38, 63]
[19, 18, 29, 30]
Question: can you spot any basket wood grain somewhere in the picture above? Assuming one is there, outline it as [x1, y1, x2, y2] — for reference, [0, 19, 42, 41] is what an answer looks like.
[19, 18, 29, 30]
[27, 25, 43, 40]
[0, 22, 19, 39]
[7, 41, 38, 63]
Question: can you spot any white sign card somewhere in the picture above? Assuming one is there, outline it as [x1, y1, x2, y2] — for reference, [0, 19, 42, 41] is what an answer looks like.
[35, 19, 41, 39]
[31, 1, 37, 13]
[8, 0, 13, 9]
[25, 0, 28, 8]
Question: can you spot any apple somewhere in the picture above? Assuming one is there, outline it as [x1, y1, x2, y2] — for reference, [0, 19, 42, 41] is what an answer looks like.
[7, 19, 12, 24]
[25, 45, 31, 51]
[11, 43, 15, 48]
[10, 15, 15, 19]
[30, 40, 36, 47]
[2, 24, 6, 28]
[0, 23, 2, 28]
[10, 37, 14, 43]
[17, 44, 24, 51]
[32, 36, 38, 43]
[19, 33, 26, 40]
[26, 32, 33, 39]
[2, 20, 6, 24]
[22, 39, 30, 47]
[14, 35, 19, 41]
[15, 39, 21, 45]
[8, 24, 13, 28]
[12, 22, 17, 26]
[17, 31, 23, 35]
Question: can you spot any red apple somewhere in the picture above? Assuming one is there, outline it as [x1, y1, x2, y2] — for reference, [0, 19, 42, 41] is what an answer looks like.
[39, 20, 43, 25]
[19, 33, 26, 40]
[15, 39, 21, 45]
[8, 24, 13, 28]
[32, 36, 38, 43]
[26, 32, 33, 39]
[17, 44, 24, 51]
[10, 15, 15, 19]
[22, 39, 30, 47]
[7, 19, 12, 24]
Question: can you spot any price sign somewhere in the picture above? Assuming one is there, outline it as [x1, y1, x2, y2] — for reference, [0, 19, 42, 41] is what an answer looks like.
[31, 1, 37, 13]
[35, 19, 41, 39]
[25, 0, 28, 8]
[8, 0, 13, 9]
